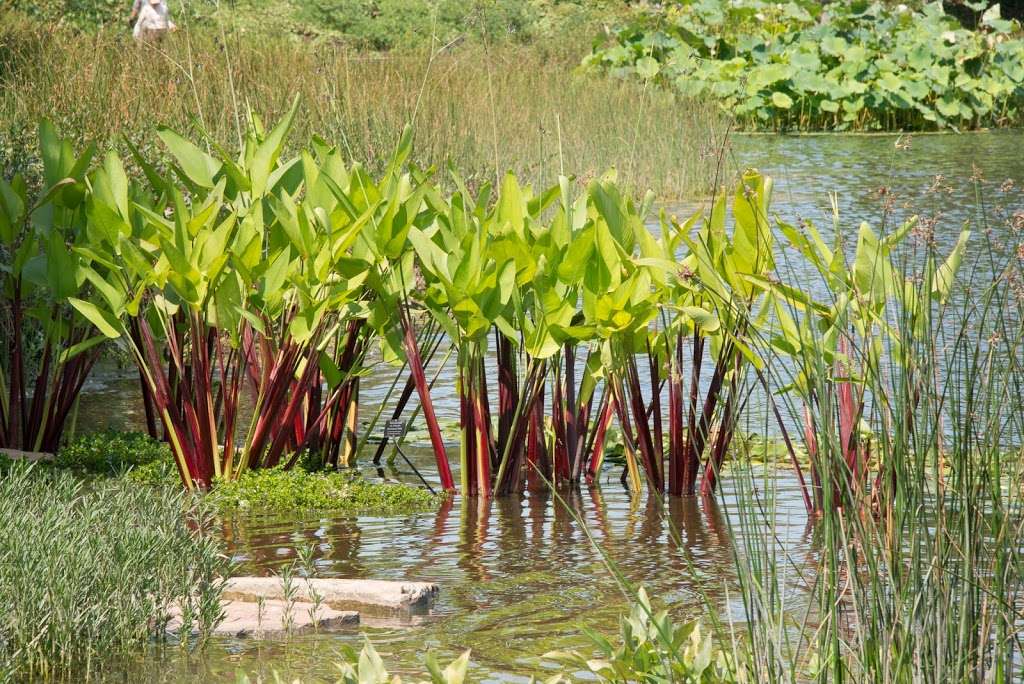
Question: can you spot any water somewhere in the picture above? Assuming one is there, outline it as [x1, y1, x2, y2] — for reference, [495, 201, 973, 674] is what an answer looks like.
[109, 466, 811, 683]
[76, 132, 1024, 681]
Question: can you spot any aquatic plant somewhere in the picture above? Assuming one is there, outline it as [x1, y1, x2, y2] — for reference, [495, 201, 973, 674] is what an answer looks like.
[5, 112, 780, 499]
[22, 113, 981, 508]
[761, 210, 970, 514]
[724, 222, 1023, 681]
[70, 101, 377, 489]
[544, 587, 736, 682]
[586, 1, 1024, 131]
[0, 122, 103, 453]
[0, 461, 228, 680]
[56, 429, 169, 475]
[209, 467, 445, 514]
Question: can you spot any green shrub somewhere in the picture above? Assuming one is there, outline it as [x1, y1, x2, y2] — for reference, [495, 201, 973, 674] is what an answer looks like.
[0, 462, 228, 679]
[2, 0, 206, 31]
[586, 0, 1024, 131]
[56, 430, 169, 475]
[209, 467, 445, 514]
[298, 0, 535, 49]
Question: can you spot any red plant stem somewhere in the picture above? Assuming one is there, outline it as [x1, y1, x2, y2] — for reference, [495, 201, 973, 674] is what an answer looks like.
[371, 322, 444, 465]
[551, 365, 570, 483]
[137, 317, 195, 486]
[9, 282, 25, 447]
[263, 342, 324, 468]
[611, 378, 641, 486]
[477, 357, 496, 469]
[246, 342, 301, 465]
[683, 339, 730, 495]
[681, 334, 705, 494]
[495, 361, 544, 494]
[700, 368, 738, 497]
[182, 401, 211, 487]
[563, 344, 579, 481]
[625, 357, 662, 492]
[460, 367, 476, 496]
[40, 346, 99, 453]
[220, 342, 239, 476]
[526, 381, 547, 492]
[496, 331, 517, 453]
[646, 338, 664, 471]
[190, 314, 218, 477]
[586, 394, 615, 482]
[400, 305, 455, 491]
[668, 333, 684, 495]
[25, 338, 53, 448]
[132, 317, 160, 439]
[472, 364, 491, 498]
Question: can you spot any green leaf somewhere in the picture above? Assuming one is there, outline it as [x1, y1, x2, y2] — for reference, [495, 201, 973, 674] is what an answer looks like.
[69, 298, 123, 339]
[931, 228, 969, 303]
[250, 96, 300, 197]
[771, 91, 794, 109]
[157, 127, 222, 189]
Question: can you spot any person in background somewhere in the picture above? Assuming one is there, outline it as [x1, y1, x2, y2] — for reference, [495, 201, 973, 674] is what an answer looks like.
[130, 0, 176, 41]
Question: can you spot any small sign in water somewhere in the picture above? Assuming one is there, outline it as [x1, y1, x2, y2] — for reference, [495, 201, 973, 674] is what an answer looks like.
[383, 419, 405, 439]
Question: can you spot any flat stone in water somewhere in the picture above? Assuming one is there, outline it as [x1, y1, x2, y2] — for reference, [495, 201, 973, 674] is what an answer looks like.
[0, 449, 54, 462]
[169, 599, 359, 637]
[223, 576, 439, 614]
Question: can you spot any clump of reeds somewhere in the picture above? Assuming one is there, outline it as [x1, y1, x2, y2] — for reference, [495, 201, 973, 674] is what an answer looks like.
[0, 462, 229, 680]
[0, 14, 723, 198]
[725, 207, 1024, 680]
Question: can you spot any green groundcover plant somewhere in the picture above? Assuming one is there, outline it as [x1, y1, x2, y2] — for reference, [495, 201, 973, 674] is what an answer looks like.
[209, 468, 445, 513]
[54, 430, 444, 513]
[585, 0, 1024, 131]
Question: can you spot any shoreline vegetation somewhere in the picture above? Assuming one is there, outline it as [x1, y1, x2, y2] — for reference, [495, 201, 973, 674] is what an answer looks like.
[0, 460, 229, 680]
[586, 1, 1024, 132]
[50, 431, 446, 514]
[0, 12, 723, 201]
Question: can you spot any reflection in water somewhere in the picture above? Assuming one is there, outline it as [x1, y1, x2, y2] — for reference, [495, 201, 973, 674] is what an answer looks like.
[195, 471, 808, 682]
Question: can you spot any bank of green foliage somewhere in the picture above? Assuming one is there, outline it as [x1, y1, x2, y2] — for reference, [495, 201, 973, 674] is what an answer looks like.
[56, 429, 171, 474]
[0, 461, 228, 680]
[586, 1, 1024, 130]
[3, 0, 206, 32]
[3, 0, 629, 47]
[296, 0, 534, 49]
[55, 431, 443, 514]
[209, 468, 445, 513]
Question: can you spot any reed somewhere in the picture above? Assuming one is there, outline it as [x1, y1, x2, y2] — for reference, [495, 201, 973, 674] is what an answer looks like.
[722, 198, 1024, 680]
[0, 461, 228, 680]
[0, 15, 722, 199]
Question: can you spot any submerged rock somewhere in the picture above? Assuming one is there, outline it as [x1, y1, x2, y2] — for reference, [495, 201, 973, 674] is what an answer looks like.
[169, 599, 359, 637]
[223, 576, 439, 614]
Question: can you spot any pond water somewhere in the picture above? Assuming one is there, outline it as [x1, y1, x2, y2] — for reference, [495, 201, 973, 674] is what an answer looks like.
[77, 131, 1024, 682]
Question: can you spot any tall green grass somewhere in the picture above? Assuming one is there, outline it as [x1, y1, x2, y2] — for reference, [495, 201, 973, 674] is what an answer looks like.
[0, 462, 229, 680]
[0, 15, 722, 198]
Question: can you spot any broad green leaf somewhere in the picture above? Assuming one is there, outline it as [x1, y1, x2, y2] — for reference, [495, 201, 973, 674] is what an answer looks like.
[69, 298, 123, 338]
[157, 127, 222, 189]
